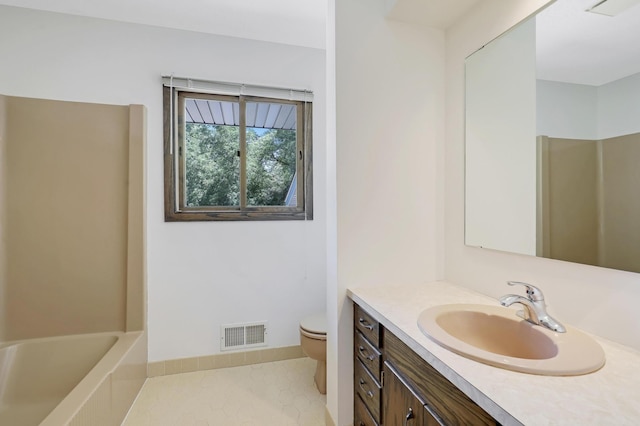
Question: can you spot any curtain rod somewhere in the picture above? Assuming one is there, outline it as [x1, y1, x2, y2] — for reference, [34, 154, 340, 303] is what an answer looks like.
[161, 75, 313, 101]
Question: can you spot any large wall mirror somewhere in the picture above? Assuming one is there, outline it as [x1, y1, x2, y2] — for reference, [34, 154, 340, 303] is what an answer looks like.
[465, 0, 640, 273]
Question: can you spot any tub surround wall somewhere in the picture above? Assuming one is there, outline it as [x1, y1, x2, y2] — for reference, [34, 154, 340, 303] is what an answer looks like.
[0, 97, 147, 425]
[3, 96, 130, 340]
[126, 105, 147, 332]
[538, 136, 599, 265]
[0, 95, 6, 340]
[599, 133, 640, 273]
[445, 0, 640, 351]
[538, 133, 640, 273]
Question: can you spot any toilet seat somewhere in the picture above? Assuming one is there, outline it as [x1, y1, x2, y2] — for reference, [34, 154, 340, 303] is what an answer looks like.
[300, 313, 327, 339]
[300, 328, 326, 340]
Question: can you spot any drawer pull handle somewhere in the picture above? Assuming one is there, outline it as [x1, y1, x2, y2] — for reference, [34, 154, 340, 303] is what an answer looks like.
[404, 407, 414, 426]
[359, 378, 374, 399]
[358, 318, 374, 330]
[358, 345, 376, 361]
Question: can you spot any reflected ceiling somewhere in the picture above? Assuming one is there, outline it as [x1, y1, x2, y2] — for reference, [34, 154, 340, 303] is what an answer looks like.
[536, 0, 640, 85]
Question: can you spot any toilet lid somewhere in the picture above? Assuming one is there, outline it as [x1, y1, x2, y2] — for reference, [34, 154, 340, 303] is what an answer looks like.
[300, 313, 327, 335]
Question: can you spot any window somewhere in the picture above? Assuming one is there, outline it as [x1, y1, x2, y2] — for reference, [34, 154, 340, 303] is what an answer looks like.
[163, 79, 313, 221]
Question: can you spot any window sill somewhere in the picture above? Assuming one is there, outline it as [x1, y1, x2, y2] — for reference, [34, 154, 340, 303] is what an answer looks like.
[164, 210, 311, 222]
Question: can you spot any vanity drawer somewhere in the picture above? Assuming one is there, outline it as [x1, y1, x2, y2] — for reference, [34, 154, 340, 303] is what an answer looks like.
[355, 304, 380, 346]
[354, 393, 379, 426]
[355, 358, 382, 422]
[355, 330, 382, 381]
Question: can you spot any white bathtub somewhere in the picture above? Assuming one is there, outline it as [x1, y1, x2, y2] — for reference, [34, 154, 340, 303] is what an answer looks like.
[0, 331, 146, 426]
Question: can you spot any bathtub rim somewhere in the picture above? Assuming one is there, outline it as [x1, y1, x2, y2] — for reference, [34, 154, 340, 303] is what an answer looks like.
[38, 330, 145, 426]
[0, 330, 125, 350]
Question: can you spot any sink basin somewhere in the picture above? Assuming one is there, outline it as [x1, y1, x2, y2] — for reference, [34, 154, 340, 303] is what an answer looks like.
[417, 304, 605, 375]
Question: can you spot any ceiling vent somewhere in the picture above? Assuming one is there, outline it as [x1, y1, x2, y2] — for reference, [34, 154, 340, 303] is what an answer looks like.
[587, 0, 640, 16]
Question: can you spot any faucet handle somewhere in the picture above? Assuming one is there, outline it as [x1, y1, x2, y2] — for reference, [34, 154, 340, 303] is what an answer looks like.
[507, 281, 544, 301]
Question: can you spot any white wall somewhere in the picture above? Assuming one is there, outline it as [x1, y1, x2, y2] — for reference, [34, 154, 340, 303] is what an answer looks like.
[465, 18, 537, 255]
[325, 0, 340, 423]
[331, 0, 445, 423]
[598, 71, 640, 139]
[537, 80, 598, 139]
[537, 72, 640, 141]
[446, 0, 640, 351]
[0, 5, 327, 362]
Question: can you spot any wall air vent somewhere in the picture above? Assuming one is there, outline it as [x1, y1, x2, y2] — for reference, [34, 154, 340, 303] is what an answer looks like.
[587, 0, 640, 16]
[221, 321, 268, 351]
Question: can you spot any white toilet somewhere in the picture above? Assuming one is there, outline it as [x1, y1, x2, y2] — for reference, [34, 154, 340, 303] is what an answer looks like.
[299, 313, 327, 394]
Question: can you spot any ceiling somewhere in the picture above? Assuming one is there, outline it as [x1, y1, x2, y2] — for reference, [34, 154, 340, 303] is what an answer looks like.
[0, 0, 484, 51]
[0, 0, 327, 49]
[385, 0, 481, 29]
[536, 0, 640, 86]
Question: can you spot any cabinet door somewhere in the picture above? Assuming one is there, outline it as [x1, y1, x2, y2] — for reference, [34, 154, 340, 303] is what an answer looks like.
[384, 330, 496, 425]
[383, 361, 441, 426]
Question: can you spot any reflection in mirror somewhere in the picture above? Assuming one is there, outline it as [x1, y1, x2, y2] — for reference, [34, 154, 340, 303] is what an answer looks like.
[465, 0, 640, 273]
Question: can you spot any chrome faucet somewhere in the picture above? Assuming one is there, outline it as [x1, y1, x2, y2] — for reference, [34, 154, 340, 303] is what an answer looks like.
[498, 281, 566, 333]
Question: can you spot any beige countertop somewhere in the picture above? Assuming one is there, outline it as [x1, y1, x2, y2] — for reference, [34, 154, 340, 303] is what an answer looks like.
[348, 281, 640, 426]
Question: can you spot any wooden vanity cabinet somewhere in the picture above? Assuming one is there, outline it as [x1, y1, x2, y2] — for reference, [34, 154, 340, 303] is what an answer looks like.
[354, 304, 383, 425]
[354, 303, 498, 426]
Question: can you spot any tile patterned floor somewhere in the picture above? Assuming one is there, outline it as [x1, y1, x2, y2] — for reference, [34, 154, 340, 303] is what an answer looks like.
[122, 357, 326, 426]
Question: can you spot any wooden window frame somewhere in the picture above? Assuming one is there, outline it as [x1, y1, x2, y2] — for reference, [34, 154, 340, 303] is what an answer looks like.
[163, 86, 313, 221]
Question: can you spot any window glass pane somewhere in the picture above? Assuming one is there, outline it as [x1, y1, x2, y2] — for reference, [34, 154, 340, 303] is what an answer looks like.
[245, 101, 298, 207]
[166, 87, 312, 221]
[184, 122, 240, 207]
